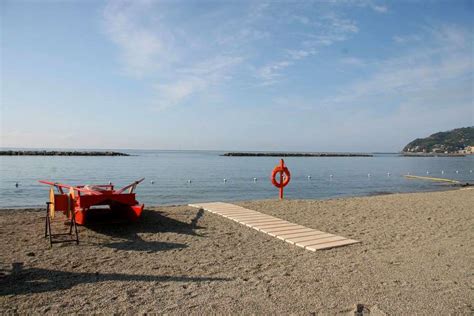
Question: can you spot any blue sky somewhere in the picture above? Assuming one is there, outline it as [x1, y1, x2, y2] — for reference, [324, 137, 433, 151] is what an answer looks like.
[1, 0, 473, 151]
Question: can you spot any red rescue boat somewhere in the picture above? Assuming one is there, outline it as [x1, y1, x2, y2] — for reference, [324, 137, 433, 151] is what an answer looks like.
[39, 178, 145, 225]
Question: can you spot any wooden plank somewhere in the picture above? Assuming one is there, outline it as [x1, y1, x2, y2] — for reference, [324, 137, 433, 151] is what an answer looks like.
[276, 230, 327, 240]
[251, 220, 292, 226]
[242, 217, 282, 224]
[196, 203, 221, 208]
[232, 217, 278, 223]
[234, 218, 277, 225]
[188, 202, 359, 252]
[245, 219, 287, 226]
[213, 206, 250, 211]
[264, 228, 313, 236]
[259, 225, 303, 233]
[220, 213, 254, 218]
[217, 210, 253, 215]
[268, 229, 316, 237]
[253, 223, 298, 230]
[230, 217, 275, 223]
[227, 214, 273, 220]
[295, 236, 346, 248]
[215, 209, 246, 212]
[210, 209, 248, 214]
[285, 233, 335, 244]
[223, 214, 260, 219]
[245, 222, 288, 229]
[306, 239, 360, 251]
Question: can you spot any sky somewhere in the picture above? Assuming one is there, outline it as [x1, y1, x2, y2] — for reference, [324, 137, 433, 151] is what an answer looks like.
[1, 0, 473, 152]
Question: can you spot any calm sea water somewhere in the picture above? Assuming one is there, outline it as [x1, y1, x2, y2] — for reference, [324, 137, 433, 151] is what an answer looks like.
[1, 150, 473, 208]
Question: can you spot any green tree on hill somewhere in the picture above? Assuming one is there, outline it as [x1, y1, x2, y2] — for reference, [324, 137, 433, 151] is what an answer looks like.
[403, 127, 474, 153]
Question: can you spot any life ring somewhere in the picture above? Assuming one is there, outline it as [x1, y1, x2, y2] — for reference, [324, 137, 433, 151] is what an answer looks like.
[271, 164, 291, 188]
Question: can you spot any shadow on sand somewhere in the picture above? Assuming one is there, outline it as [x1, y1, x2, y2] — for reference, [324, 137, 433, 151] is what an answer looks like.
[83, 208, 205, 252]
[1, 262, 230, 296]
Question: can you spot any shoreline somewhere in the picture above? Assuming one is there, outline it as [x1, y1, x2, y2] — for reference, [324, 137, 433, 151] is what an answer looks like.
[0, 184, 464, 210]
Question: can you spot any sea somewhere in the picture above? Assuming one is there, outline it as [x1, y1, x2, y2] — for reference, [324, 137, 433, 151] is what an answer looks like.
[1, 150, 473, 208]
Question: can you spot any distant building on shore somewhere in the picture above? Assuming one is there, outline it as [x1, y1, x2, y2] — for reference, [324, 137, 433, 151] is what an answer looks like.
[458, 146, 474, 154]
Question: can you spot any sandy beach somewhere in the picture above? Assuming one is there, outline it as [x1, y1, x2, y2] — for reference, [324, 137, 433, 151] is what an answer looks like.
[1, 189, 473, 314]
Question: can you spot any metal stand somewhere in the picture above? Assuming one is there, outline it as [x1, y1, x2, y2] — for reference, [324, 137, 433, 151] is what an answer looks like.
[44, 202, 79, 247]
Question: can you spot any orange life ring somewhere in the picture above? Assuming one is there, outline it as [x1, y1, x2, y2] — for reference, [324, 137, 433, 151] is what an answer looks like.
[271, 165, 291, 188]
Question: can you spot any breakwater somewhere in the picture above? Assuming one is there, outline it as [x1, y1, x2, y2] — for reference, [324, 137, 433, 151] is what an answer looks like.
[222, 152, 373, 157]
[0, 150, 129, 156]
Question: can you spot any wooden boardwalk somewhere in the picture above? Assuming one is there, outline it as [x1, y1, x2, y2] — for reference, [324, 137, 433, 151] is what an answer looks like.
[188, 202, 359, 252]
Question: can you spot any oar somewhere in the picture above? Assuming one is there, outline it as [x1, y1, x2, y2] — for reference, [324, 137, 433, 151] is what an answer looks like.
[115, 178, 145, 194]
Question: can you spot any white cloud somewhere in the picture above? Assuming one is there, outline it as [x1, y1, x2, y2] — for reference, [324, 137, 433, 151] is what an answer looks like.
[327, 0, 389, 14]
[432, 24, 468, 48]
[103, 0, 247, 110]
[291, 15, 311, 25]
[257, 61, 294, 84]
[257, 13, 358, 85]
[393, 34, 422, 44]
[321, 25, 473, 110]
[153, 55, 243, 109]
[179, 56, 243, 77]
[301, 14, 359, 48]
[287, 49, 317, 60]
[153, 78, 205, 110]
[372, 5, 388, 13]
[101, 1, 381, 106]
[340, 57, 365, 66]
[103, 0, 176, 77]
[325, 14, 359, 34]
[104, 0, 362, 90]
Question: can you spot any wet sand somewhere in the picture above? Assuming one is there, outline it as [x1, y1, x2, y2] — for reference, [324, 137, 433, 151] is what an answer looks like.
[1, 189, 473, 314]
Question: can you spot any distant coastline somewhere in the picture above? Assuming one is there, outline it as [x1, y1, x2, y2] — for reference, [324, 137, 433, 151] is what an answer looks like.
[401, 152, 466, 157]
[222, 152, 373, 157]
[0, 150, 129, 156]
[402, 126, 473, 155]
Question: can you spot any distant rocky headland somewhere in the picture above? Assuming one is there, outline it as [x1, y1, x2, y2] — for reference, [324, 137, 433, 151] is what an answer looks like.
[222, 152, 373, 157]
[402, 126, 473, 155]
[0, 150, 129, 156]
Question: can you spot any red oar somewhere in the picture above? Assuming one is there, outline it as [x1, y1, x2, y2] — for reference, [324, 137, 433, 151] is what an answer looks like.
[115, 178, 145, 194]
[38, 180, 102, 195]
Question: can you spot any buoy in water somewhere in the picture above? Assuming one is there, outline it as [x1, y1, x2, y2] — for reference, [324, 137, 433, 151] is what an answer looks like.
[15, 182, 19, 187]
[329, 174, 333, 178]
[253, 177, 257, 182]
[387, 172, 390, 176]
[426, 171, 430, 175]
[223, 178, 227, 183]
[441, 170, 444, 174]
[368, 173, 371, 178]
[456, 170, 459, 174]
[150, 180, 154, 184]
[187, 179, 192, 184]
[307, 175, 311, 180]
